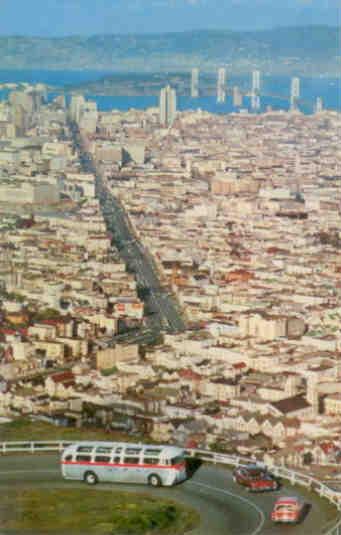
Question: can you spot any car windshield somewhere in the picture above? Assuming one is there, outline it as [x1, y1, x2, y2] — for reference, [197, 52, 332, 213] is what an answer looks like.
[275, 504, 295, 512]
[248, 469, 264, 479]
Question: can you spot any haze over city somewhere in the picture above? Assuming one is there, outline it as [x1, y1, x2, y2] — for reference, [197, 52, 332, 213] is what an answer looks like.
[0, 0, 339, 34]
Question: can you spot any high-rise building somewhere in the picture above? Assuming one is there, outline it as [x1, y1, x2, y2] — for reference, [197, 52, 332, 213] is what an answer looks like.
[290, 77, 300, 110]
[217, 68, 226, 103]
[69, 94, 86, 123]
[79, 101, 98, 134]
[159, 85, 177, 127]
[9, 91, 35, 134]
[232, 86, 243, 107]
[315, 97, 323, 114]
[191, 68, 199, 98]
[53, 95, 66, 109]
[35, 83, 48, 103]
[251, 70, 261, 110]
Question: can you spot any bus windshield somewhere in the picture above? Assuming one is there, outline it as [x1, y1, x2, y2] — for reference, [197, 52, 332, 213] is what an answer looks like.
[171, 455, 184, 465]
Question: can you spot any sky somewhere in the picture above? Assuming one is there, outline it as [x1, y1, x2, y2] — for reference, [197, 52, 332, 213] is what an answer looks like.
[0, 0, 338, 35]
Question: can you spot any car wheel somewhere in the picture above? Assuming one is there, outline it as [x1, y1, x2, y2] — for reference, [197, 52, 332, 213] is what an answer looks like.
[84, 471, 98, 485]
[148, 474, 162, 487]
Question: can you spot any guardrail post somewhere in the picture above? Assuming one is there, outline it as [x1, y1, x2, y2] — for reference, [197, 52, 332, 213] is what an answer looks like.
[30, 442, 34, 454]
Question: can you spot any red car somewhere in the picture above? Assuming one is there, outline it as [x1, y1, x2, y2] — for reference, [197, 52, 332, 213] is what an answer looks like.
[271, 497, 303, 524]
[233, 464, 279, 492]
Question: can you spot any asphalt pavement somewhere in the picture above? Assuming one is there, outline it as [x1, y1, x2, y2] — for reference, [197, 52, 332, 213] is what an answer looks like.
[0, 454, 338, 535]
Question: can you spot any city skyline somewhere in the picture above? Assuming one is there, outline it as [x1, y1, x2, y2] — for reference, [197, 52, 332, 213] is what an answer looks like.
[0, 0, 340, 531]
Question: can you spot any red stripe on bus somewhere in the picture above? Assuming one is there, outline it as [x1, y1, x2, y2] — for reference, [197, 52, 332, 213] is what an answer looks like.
[61, 461, 186, 471]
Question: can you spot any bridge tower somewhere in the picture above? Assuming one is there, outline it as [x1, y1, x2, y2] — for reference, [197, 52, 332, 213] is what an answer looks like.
[217, 68, 226, 103]
[315, 97, 323, 114]
[191, 68, 199, 98]
[290, 77, 300, 110]
[251, 70, 261, 110]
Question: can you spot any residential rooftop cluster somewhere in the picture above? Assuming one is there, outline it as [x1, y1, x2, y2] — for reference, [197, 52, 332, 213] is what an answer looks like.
[87, 104, 341, 471]
[0, 89, 146, 433]
[0, 88, 340, 478]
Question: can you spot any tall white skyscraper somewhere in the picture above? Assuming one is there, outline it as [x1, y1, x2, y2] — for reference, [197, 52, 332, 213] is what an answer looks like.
[290, 77, 300, 110]
[159, 85, 177, 127]
[251, 70, 261, 110]
[69, 94, 86, 123]
[191, 68, 199, 98]
[217, 68, 226, 103]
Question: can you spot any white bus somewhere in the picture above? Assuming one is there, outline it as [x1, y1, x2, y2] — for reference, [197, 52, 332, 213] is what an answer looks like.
[61, 441, 187, 487]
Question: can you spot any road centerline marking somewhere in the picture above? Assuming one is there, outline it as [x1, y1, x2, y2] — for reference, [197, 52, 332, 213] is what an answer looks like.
[188, 480, 265, 535]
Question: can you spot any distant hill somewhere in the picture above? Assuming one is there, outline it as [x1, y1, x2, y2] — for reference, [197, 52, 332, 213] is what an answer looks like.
[0, 26, 339, 75]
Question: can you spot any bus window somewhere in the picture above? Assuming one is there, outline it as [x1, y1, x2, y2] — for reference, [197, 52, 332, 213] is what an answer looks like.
[126, 447, 142, 455]
[64, 454, 73, 462]
[144, 458, 159, 465]
[77, 446, 93, 453]
[124, 457, 140, 465]
[76, 455, 92, 462]
[115, 447, 122, 453]
[113, 456, 121, 464]
[96, 447, 112, 454]
[145, 449, 161, 456]
[94, 455, 110, 463]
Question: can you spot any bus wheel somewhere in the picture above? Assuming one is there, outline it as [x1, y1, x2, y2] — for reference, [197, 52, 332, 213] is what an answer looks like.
[148, 474, 162, 487]
[84, 471, 98, 485]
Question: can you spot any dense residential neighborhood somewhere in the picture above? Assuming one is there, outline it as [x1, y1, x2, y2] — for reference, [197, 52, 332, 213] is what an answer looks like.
[0, 85, 340, 484]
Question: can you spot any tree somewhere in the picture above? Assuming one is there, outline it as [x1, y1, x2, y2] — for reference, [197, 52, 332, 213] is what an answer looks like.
[303, 451, 313, 465]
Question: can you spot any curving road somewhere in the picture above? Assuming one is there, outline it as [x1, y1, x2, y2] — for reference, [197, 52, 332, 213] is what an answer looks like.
[0, 455, 337, 534]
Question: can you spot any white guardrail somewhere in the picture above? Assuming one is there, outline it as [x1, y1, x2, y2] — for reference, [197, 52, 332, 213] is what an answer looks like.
[1, 441, 340, 534]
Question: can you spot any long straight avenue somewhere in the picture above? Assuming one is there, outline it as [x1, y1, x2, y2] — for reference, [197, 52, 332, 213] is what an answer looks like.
[72, 125, 186, 340]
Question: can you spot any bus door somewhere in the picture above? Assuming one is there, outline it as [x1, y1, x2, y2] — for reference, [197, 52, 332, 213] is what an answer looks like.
[62, 453, 78, 479]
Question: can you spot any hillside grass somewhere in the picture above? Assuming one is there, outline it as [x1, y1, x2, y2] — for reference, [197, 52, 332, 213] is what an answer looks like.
[1, 488, 199, 534]
[0, 418, 137, 443]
